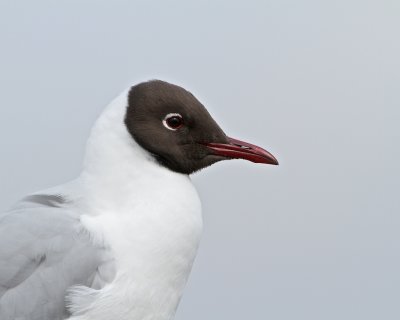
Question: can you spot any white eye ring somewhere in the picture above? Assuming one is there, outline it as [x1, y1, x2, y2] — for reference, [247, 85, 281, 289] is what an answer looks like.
[163, 113, 184, 131]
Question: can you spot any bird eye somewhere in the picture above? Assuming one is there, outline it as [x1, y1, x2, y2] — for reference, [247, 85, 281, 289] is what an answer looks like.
[163, 113, 184, 131]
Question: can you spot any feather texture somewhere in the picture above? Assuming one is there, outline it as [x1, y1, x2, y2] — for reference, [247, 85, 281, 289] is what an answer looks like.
[0, 194, 115, 320]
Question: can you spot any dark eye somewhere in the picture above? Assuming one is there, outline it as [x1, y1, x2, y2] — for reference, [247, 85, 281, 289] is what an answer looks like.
[163, 113, 184, 130]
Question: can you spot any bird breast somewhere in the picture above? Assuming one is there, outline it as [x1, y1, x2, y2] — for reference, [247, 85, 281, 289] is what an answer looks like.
[74, 172, 203, 320]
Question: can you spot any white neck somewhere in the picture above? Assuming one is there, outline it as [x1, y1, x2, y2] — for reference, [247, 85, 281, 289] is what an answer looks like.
[69, 92, 203, 320]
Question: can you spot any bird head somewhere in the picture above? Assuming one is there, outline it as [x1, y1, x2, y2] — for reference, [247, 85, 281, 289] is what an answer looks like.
[124, 80, 278, 174]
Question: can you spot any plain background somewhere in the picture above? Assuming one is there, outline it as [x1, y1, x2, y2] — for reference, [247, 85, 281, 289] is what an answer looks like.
[0, 1, 399, 319]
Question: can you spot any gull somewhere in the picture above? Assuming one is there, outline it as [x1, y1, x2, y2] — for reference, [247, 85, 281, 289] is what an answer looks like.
[0, 80, 278, 320]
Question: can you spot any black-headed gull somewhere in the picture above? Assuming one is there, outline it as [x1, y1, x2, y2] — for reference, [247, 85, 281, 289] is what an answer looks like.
[0, 80, 278, 320]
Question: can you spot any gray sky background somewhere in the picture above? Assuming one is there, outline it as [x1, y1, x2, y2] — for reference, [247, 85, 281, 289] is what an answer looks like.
[0, 1, 399, 319]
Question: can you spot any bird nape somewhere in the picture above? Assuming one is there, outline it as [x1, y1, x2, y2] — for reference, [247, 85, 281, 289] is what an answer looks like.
[0, 80, 278, 320]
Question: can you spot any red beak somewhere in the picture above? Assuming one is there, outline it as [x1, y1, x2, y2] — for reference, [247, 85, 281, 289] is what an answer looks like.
[204, 137, 279, 165]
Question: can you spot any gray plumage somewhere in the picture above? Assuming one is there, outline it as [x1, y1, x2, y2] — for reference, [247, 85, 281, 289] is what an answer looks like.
[0, 194, 115, 320]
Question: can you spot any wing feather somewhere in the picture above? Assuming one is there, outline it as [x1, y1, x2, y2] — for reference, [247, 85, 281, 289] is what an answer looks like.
[0, 194, 115, 320]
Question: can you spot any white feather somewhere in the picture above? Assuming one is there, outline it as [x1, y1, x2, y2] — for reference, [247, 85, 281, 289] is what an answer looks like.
[66, 91, 203, 320]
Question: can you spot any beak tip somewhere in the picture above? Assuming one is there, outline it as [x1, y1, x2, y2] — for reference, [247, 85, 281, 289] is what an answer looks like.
[263, 157, 279, 166]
